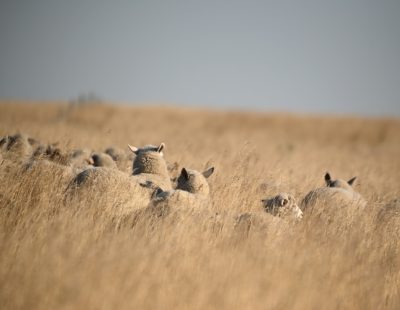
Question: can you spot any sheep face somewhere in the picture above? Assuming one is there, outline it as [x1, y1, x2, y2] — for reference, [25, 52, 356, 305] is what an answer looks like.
[325, 172, 356, 192]
[176, 167, 215, 195]
[262, 193, 303, 220]
[128, 143, 168, 176]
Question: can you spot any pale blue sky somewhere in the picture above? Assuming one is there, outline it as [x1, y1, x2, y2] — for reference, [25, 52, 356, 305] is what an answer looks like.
[0, 0, 399, 116]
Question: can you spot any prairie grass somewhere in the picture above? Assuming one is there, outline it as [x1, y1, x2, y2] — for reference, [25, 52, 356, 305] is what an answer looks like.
[0, 101, 399, 309]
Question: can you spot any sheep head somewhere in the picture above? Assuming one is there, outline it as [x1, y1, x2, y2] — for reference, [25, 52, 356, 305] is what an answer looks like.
[177, 167, 215, 195]
[325, 172, 357, 192]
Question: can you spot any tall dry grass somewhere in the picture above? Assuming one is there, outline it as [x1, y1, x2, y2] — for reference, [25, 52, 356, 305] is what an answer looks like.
[0, 101, 399, 309]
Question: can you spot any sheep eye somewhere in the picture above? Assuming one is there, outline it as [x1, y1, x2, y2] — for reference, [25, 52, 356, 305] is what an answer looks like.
[282, 199, 288, 206]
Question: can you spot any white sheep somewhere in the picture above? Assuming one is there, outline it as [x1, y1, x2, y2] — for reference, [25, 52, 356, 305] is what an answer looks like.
[301, 172, 366, 212]
[230, 193, 302, 240]
[105, 146, 132, 172]
[65, 143, 172, 214]
[105, 146, 126, 161]
[175, 167, 214, 195]
[91, 152, 117, 168]
[146, 167, 215, 217]
[232, 209, 292, 242]
[69, 148, 94, 170]
[128, 142, 172, 190]
[262, 193, 303, 220]
[0, 133, 35, 161]
[31, 143, 72, 166]
[65, 167, 155, 214]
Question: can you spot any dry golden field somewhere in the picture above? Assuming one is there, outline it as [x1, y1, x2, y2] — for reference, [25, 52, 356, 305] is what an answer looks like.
[0, 101, 399, 309]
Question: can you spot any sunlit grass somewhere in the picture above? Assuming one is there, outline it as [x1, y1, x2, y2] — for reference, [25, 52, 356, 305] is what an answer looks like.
[0, 101, 399, 309]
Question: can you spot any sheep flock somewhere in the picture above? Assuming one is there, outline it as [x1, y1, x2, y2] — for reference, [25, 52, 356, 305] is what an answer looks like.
[0, 133, 309, 221]
[1, 132, 348, 223]
[0, 103, 399, 310]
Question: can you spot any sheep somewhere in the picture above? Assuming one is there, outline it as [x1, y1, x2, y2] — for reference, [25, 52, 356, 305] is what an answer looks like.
[301, 172, 366, 213]
[262, 193, 303, 221]
[1, 134, 88, 169]
[69, 148, 94, 170]
[123, 166, 216, 231]
[105, 146, 125, 161]
[105, 146, 133, 172]
[233, 211, 286, 239]
[31, 143, 71, 166]
[230, 193, 302, 240]
[0, 133, 35, 161]
[30, 143, 103, 171]
[146, 167, 215, 218]
[65, 166, 157, 214]
[65, 143, 172, 214]
[91, 152, 117, 168]
[128, 142, 172, 190]
[176, 167, 214, 195]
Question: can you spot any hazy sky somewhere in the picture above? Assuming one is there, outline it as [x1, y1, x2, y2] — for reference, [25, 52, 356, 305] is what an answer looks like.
[0, 0, 399, 116]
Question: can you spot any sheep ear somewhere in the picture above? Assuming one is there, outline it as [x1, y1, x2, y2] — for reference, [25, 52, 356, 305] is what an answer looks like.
[157, 143, 165, 153]
[325, 172, 331, 185]
[348, 176, 357, 186]
[202, 167, 215, 178]
[181, 168, 189, 180]
[128, 144, 138, 154]
[151, 187, 163, 199]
